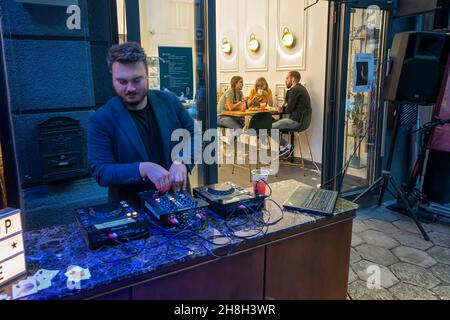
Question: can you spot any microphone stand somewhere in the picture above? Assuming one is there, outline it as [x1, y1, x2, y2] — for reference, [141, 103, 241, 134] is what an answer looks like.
[395, 117, 450, 222]
[353, 102, 431, 241]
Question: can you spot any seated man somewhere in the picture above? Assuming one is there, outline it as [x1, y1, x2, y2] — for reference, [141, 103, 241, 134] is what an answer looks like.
[273, 71, 311, 158]
[88, 42, 195, 207]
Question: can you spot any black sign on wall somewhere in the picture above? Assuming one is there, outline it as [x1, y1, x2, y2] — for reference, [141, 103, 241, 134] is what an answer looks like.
[158, 46, 194, 100]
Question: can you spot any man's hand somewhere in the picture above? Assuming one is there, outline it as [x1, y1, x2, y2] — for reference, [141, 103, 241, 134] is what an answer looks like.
[139, 162, 171, 193]
[169, 160, 187, 192]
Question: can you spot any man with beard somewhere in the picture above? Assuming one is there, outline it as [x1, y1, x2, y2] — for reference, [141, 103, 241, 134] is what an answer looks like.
[273, 71, 311, 158]
[88, 42, 195, 206]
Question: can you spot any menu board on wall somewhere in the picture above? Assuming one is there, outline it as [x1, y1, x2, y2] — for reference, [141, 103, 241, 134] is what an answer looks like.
[158, 47, 194, 100]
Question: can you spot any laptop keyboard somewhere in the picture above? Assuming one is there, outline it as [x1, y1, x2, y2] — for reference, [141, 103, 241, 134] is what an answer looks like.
[302, 189, 336, 212]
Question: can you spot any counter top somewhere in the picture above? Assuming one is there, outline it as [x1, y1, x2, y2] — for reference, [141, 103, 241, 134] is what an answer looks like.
[1, 180, 357, 300]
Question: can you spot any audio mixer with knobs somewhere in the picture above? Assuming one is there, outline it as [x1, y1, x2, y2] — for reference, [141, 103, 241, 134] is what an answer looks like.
[138, 190, 210, 228]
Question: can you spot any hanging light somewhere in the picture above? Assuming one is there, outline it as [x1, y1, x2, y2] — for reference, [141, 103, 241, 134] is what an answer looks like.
[281, 27, 295, 48]
[222, 38, 232, 55]
[248, 34, 260, 53]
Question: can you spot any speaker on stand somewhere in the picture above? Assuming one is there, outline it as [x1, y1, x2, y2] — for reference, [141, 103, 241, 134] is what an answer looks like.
[353, 31, 450, 240]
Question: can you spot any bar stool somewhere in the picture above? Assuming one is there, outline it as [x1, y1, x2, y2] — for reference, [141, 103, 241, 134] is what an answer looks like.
[218, 124, 227, 167]
[280, 108, 320, 175]
[232, 112, 273, 181]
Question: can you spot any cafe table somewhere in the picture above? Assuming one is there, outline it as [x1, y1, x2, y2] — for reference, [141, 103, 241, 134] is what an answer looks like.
[220, 107, 280, 129]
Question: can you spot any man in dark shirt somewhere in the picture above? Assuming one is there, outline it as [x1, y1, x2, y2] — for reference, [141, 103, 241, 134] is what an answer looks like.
[273, 71, 312, 158]
[88, 42, 195, 206]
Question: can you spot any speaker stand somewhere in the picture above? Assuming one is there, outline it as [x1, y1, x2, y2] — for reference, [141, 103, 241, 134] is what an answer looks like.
[353, 102, 431, 241]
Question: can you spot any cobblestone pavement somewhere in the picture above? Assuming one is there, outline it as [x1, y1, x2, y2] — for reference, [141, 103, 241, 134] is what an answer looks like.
[347, 205, 450, 300]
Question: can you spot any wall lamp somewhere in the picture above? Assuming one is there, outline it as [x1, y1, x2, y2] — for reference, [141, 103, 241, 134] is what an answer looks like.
[281, 27, 296, 48]
[248, 34, 260, 53]
[222, 38, 232, 55]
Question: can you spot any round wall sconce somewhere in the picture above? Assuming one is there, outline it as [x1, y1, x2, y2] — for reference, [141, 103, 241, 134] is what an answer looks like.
[281, 27, 296, 48]
[248, 34, 260, 53]
[222, 38, 232, 55]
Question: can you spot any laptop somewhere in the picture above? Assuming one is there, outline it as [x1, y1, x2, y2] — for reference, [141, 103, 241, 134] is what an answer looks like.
[283, 186, 339, 216]
[283, 148, 354, 216]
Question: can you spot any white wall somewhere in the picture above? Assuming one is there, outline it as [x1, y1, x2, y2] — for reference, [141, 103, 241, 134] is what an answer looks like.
[138, 0, 196, 57]
[216, 0, 329, 163]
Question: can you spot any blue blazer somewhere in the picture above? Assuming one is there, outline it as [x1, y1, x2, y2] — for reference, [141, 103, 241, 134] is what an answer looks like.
[88, 90, 195, 201]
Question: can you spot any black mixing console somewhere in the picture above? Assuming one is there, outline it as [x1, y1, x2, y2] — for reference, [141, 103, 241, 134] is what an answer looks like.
[75, 201, 149, 250]
[138, 190, 210, 228]
[193, 181, 267, 217]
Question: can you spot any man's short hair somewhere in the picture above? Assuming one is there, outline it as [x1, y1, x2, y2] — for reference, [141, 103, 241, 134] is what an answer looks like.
[107, 42, 148, 72]
[289, 71, 301, 83]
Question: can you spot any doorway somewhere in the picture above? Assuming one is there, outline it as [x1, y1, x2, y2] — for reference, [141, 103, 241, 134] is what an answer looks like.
[215, 0, 328, 189]
[323, 1, 390, 194]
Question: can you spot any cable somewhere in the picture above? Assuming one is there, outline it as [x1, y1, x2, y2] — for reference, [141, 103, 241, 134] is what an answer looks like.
[322, 121, 371, 189]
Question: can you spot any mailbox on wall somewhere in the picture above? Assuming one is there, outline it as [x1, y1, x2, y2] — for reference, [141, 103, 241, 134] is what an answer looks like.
[38, 117, 86, 183]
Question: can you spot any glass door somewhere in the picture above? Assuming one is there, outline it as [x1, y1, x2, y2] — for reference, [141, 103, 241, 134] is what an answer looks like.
[341, 5, 389, 192]
[323, 1, 390, 193]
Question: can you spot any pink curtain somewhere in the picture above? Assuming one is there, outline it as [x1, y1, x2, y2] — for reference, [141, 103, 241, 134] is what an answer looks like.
[429, 53, 450, 152]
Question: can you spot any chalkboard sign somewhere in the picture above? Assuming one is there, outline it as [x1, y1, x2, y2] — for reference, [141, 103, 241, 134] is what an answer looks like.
[158, 47, 194, 100]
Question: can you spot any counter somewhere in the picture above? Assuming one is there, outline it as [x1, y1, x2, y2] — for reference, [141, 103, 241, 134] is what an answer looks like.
[1, 179, 357, 300]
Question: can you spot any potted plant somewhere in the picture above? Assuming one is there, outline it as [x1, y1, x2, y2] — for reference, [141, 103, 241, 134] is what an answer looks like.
[347, 93, 366, 167]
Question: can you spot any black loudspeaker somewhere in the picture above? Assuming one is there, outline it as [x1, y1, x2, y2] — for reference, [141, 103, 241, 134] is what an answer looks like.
[396, 0, 439, 17]
[383, 32, 450, 104]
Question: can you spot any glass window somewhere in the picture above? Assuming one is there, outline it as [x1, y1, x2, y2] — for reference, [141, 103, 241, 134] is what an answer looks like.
[0, 144, 6, 208]
[124, 0, 209, 188]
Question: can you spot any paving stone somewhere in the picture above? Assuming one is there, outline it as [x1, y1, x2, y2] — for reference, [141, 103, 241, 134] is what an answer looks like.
[355, 244, 399, 266]
[356, 210, 374, 220]
[428, 232, 450, 249]
[392, 246, 437, 268]
[427, 223, 450, 235]
[351, 260, 399, 289]
[348, 280, 395, 300]
[348, 267, 358, 284]
[351, 233, 364, 247]
[391, 263, 441, 289]
[350, 248, 362, 264]
[392, 231, 434, 251]
[364, 219, 400, 234]
[367, 208, 407, 223]
[359, 230, 400, 249]
[389, 283, 438, 300]
[431, 264, 450, 284]
[392, 220, 432, 235]
[432, 285, 450, 300]
[428, 246, 450, 265]
[353, 219, 369, 234]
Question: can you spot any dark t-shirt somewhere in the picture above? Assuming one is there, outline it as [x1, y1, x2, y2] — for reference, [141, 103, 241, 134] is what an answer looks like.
[128, 102, 164, 167]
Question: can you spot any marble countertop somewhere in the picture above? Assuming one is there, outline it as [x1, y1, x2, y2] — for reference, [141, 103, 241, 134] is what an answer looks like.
[1, 179, 357, 300]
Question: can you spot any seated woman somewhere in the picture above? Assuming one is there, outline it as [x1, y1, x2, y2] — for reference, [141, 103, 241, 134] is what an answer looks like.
[248, 77, 274, 108]
[217, 76, 245, 130]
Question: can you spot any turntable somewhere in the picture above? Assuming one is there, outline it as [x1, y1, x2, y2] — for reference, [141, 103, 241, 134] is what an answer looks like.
[74, 201, 149, 250]
[193, 181, 266, 216]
